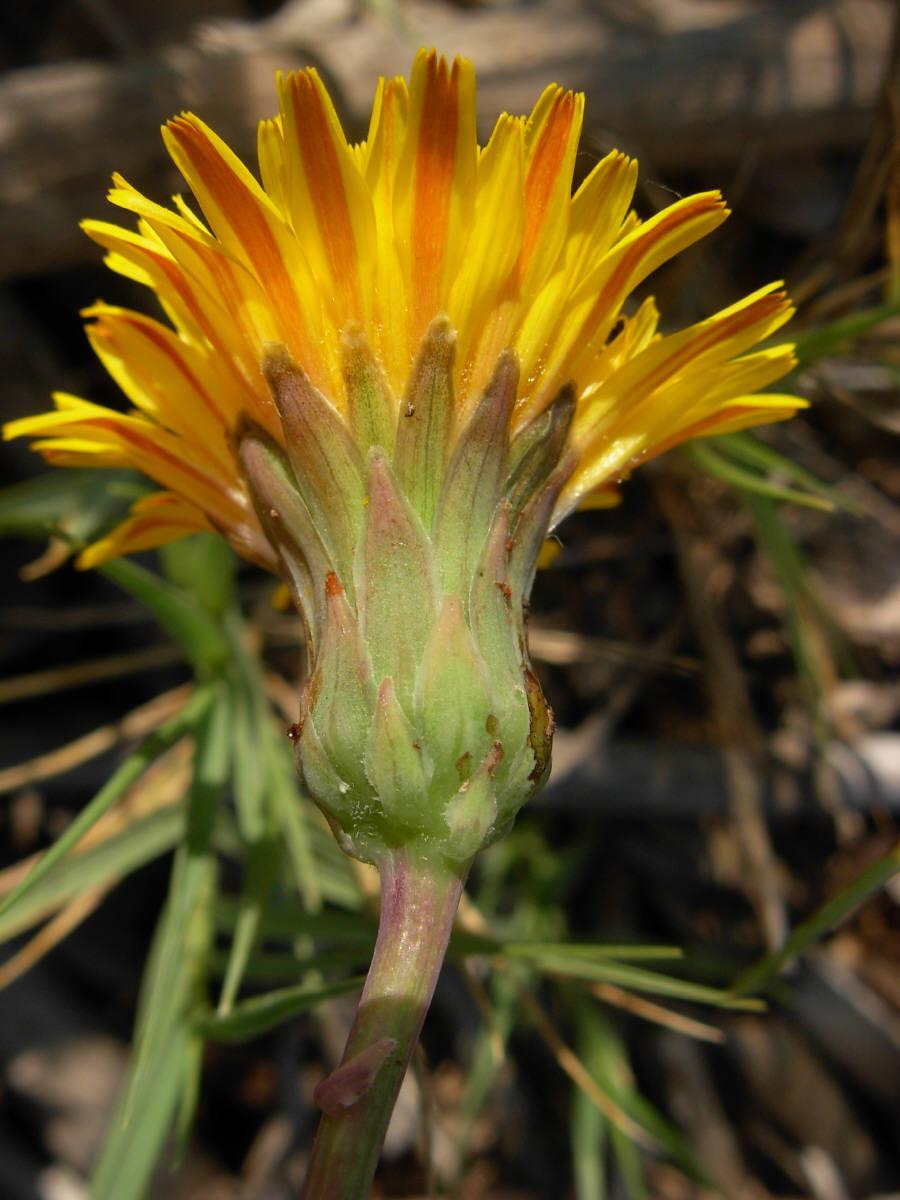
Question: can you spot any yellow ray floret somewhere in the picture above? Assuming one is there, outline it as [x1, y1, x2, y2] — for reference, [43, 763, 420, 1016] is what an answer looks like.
[4, 48, 804, 569]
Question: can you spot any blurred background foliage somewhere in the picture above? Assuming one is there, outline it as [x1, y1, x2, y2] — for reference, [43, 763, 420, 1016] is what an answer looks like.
[1, 1, 899, 1198]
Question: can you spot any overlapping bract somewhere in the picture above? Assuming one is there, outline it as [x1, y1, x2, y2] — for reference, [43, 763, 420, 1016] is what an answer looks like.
[238, 316, 561, 863]
[6, 49, 802, 572]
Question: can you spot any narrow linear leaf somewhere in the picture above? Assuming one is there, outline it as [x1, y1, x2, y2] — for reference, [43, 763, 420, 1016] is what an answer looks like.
[214, 899, 373, 944]
[229, 677, 267, 842]
[224, 612, 270, 844]
[265, 727, 323, 914]
[123, 852, 215, 1125]
[158, 531, 236, 618]
[731, 839, 900, 996]
[574, 1002, 648, 1199]
[90, 1025, 190, 1200]
[0, 806, 185, 944]
[790, 301, 900, 367]
[456, 969, 520, 1168]
[198, 975, 365, 1042]
[572, 1005, 610, 1200]
[173, 1033, 205, 1163]
[520, 985, 658, 1149]
[216, 835, 280, 1015]
[209, 947, 372, 981]
[124, 688, 229, 1117]
[184, 682, 232, 855]
[688, 440, 834, 511]
[574, 999, 716, 1191]
[515, 950, 763, 1009]
[452, 937, 683, 962]
[716, 432, 860, 513]
[610, 1113, 649, 1200]
[101, 557, 229, 670]
[0, 468, 153, 545]
[216, 900, 264, 1012]
[0, 686, 213, 923]
[744, 490, 855, 712]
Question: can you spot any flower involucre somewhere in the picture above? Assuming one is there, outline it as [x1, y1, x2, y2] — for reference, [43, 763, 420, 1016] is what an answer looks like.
[6, 51, 805, 865]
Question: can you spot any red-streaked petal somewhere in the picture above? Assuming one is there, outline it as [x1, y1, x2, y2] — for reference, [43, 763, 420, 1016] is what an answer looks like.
[276, 70, 375, 322]
[77, 492, 212, 568]
[163, 114, 329, 385]
[395, 50, 477, 343]
[518, 85, 583, 291]
[518, 192, 729, 420]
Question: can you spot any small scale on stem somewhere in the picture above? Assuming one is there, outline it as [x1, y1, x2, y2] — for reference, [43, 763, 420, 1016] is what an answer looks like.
[301, 849, 468, 1199]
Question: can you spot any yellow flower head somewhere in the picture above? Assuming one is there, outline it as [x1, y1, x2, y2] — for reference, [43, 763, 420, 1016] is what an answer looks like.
[5, 49, 802, 574]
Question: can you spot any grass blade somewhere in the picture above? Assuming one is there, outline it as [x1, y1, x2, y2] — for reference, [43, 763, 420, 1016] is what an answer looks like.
[572, 1003, 610, 1200]
[584, 1001, 715, 1190]
[122, 686, 229, 1122]
[0, 685, 213, 923]
[688, 439, 834, 511]
[0, 469, 153, 545]
[790, 301, 900, 367]
[100, 557, 229, 671]
[730, 839, 900, 995]
[90, 1025, 190, 1200]
[216, 835, 280, 1015]
[715, 432, 860, 513]
[0, 805, 185, 943]
[198, 975, 365, 1042]
[266, 731, 323, 913]
[157, 532, 235, 618]
[224, 609, 270, 845]
[507, 948, 763, 1009]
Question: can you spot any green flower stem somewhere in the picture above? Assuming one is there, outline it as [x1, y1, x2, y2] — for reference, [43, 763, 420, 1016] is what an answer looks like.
[301, 848, 467, 1199]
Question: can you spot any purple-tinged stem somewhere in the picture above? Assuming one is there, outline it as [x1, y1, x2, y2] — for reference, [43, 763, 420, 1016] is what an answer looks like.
[301, 849, 467, 1199]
